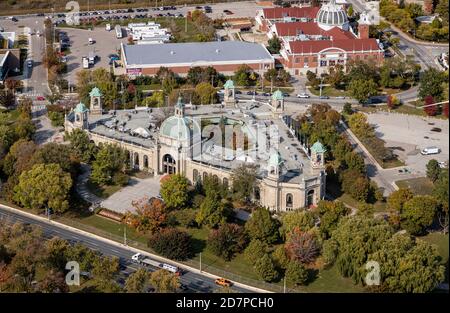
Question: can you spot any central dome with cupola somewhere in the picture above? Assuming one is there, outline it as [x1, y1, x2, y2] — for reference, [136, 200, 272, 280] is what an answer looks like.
[316, 0, 349, 31]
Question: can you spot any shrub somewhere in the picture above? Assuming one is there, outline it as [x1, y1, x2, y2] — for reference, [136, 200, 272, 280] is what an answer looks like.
[148, 228, 193, 260]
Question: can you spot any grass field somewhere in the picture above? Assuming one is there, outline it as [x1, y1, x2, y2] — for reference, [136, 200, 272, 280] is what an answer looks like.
[420, 232, 449, 264]
[359, 104, 448, 120]
[396, 177, 434, 195]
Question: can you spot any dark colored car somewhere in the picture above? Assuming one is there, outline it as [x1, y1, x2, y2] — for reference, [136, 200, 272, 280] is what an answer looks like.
[319, 95, 330, 99]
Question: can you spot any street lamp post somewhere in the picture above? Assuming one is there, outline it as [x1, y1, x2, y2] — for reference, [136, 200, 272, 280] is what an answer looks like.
[199, 252, 202, 273]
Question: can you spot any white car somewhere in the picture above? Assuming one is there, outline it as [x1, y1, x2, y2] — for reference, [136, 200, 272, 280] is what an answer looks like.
[421, 147, 440, 155]
[439, 161, 447, 169]
[36, 30, 41, 37]
[297, 93, 310, 98]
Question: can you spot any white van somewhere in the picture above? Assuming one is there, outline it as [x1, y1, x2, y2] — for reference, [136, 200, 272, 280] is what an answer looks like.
[421, 147, 440, 155]
[105, 24, 111, 31]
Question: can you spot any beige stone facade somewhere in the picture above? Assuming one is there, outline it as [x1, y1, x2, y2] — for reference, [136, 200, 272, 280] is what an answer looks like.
[65, 88, 326, 212]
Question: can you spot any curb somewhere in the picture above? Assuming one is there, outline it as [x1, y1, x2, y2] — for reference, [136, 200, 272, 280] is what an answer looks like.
[0, 203, 271, 293]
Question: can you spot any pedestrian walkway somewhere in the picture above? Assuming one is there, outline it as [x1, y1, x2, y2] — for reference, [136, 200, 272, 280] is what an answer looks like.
[76, 164, 103, 206]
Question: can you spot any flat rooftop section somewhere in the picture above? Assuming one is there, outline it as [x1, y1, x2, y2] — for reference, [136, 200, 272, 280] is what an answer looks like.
[122, 41, 274, 66]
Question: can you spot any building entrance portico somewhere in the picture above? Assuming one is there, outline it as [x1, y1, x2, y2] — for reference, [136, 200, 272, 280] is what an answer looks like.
[162, 154, 176, 174]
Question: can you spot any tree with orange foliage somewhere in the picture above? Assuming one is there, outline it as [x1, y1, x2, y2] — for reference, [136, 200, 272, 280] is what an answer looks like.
[285, 227, 321, 264]
[126, 197, 168, 234]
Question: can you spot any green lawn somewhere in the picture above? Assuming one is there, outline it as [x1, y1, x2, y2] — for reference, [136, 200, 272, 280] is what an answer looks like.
[420, 232, 449, 265]
[359, 104, 448, 120]
[396, 177, 434, 195]
[307, 85, 349, 97]
[298, 265, 364, 293]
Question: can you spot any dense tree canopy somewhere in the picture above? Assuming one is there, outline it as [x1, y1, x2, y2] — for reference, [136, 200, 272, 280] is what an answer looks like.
[160, 174, 190, 209]
[245, 208, 280, 244]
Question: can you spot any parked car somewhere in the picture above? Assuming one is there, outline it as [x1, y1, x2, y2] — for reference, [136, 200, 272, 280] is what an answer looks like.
[319, 95, 330, 99]
[37, 96, 45, 101]
[246, 91, 257, 96]
[215, 278, 232, 287]
[11, 17, 18, 22]
[297, 93, 310, 98]
[223, 10, 233, 15]
[421, 147, 440, 155]
[438, 161, 447, 169]
[335, 96, 346, 99]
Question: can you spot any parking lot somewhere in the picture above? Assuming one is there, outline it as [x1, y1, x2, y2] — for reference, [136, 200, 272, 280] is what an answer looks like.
[60, 26, 128, 82]
[367, 112, 449, 176]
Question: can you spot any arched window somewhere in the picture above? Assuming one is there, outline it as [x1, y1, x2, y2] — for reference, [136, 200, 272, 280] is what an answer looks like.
[212, 175, 219, 183]
[162, 154, 176, 174]
[193, 169, 199, 182]
[143, 155, 149, 168]
[134, 152, 140, 169]
[254, 187, 261, 201]
[286, 193, 293, 209]
[307, 190, 315, 207]
[203, 172, 208, 181]
[223, 178, 229, 188]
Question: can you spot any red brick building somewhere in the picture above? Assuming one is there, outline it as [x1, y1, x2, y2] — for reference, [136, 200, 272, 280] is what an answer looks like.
[261, 1, 384, 76]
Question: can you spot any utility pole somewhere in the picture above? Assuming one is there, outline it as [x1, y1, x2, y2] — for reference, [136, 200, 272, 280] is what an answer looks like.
[283, 276, 286, 293]
[124, 225, 127, 245]
[199, 252, 202, 273]
[319, 77, 324, 97]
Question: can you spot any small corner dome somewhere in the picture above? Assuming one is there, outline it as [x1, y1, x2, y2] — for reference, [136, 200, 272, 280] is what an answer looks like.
[317, 0, 348, 30]
[272, 90, 284, 100]
[311, 141, 326, 154]
[89, 87, 102, 97]
[268, 151, 284, 168]
[224, 79, 235, 89]
[74, 102, 88, 113]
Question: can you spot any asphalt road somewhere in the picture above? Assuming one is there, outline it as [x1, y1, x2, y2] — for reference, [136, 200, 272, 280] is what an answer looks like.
[0, 205, 253, 294]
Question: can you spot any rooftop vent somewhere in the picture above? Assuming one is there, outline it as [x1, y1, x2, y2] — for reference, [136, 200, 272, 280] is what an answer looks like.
[170, 50, 175, 55]
[215, 49, 220, 53]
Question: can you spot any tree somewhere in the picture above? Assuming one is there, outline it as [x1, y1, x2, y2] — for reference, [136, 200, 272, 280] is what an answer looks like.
[233, 65, 256, 87]
[44, 237, 70, 270]
[245, 208, 279, 244]
[272, 245, 290, 270]
[340, 169, 371, 202]
[435, 0, 449, 25]
[386, 95, 400, 109]
[426, 159, 441, 182]
[143, 91, 164, 107]
[195, 82, 217, 105]
[148, 228, 193, 260]
[369, 233, 445, 292]
[285, 260, 308, 286]
[149, 269, 180, 293]
[13, 163, 72, 214]
[418, 68, 446, 101]
[400, 195, 438, 235]
[230, 164, 259, 203]
[423, 95, 438, 116]
[433, 170, 449, 233]
[65, 128, 96, 163]
[196, 195, 233, 228]
[91, 143, 128, 185]
[160, 174, 190, 209]
[332, 215, 394, 284]
[322, 239, 339, 268]
[91, 255, 121, 292]
[317, 200, 349, 239]
[342, 102, 353, 115]
[348, 78, 378, 103]
[347, 112, 369, 138]
[127, 197, 168, 234]
[285, 228, 321, 264]
[0, 90, 15, 108]
[36, 270, 69, 293]
[344, 151, 365, 173]
[387, 188, 414, 212]
[254, 254, 279, 282]
[125, 268, 150, 293]
[243, 239, 268, 265]
[31, 143, 79, 177]
[280, 210, 315, 238]
[207, 223, 247, 261]
[327, 64, 345, 88]
[267, 36, 281, 54]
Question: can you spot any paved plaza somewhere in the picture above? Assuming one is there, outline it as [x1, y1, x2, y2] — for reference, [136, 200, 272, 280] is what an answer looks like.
[100, 175, 162, 214]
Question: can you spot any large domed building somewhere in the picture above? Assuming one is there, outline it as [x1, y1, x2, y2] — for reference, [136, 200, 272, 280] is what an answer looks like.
[316, 0, 349, 31]
[65, 85, 326, 212]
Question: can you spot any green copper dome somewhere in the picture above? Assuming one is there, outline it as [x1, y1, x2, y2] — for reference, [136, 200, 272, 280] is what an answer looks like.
[311, 141, 326, 154]
[89, 87, 102, 97]
[272, 90, 283, 101]
[268, 151, 283, 168]
[74, 102, 88, 113]
[224, 79, 235, 89]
